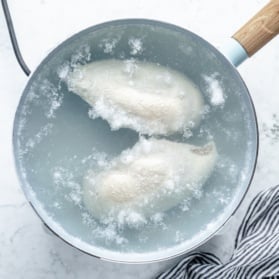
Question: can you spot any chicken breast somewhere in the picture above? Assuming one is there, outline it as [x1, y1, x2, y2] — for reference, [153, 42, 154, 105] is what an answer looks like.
[83, 138, 217, 223]
[66, 59, 204, 135]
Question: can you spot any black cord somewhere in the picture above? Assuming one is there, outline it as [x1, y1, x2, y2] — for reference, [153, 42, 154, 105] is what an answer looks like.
[1, 0, 31, 76]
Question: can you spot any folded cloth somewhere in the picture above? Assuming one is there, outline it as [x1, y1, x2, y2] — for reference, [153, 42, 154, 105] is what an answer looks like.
[156, 185, 279, 279]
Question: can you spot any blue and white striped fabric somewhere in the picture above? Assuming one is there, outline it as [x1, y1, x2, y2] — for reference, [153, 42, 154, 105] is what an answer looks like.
[157, 185, 279, 279]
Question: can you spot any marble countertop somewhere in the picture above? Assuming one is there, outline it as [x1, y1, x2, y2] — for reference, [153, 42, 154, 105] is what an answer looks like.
[1, 0, 279, 278]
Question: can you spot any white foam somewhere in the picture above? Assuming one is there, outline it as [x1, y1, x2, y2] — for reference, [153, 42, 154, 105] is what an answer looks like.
[94, 223, 128, 245]
[203, 75, 226, 107]
[22, 123, 53, 154]
[57, 62, 71, 80]
[150, 212, 165, 224]
[52, 166, 82, 206]
[70, 44, 91, 66]
[128, 38, 143, 55]
[99, 37, 121, 54]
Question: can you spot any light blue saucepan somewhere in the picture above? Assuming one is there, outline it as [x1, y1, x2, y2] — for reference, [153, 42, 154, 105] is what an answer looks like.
[3, 0, 279, 263]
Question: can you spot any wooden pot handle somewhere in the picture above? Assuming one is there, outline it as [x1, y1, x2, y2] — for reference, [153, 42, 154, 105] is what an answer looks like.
[233, 0, 279, 56]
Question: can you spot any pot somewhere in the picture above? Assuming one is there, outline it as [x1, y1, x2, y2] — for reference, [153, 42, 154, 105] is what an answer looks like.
[2, 0, 279, 263]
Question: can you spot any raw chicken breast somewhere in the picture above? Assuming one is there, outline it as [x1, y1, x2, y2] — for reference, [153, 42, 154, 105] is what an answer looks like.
[66, 59, 204, 135]
[83, 138, 217, 223]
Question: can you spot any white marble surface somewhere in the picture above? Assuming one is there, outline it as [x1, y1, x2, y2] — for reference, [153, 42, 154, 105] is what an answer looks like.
[1, 0, 279, 278]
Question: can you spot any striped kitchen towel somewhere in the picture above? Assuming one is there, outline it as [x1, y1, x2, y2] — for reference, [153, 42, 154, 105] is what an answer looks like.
[157, 184, 279, 279]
